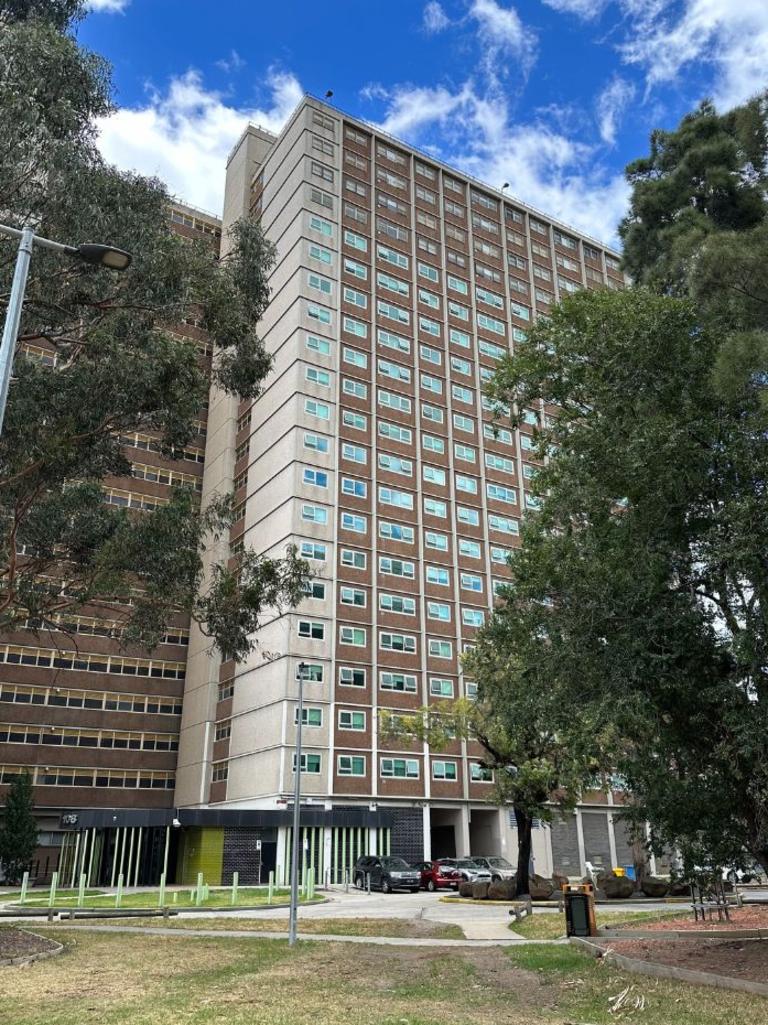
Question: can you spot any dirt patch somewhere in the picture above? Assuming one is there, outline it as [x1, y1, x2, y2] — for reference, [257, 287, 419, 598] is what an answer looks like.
[606, 937, 768, 983]
[635, 906, 768, 932]
[0, 927, 59, 961]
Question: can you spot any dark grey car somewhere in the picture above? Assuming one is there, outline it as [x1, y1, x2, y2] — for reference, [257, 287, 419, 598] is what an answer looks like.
[353, 855, 421, 893]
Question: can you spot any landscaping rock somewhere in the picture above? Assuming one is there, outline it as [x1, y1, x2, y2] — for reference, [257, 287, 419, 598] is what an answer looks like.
[487, 879, 517, 900]
[552, 873, 569, 893]
[598, 872, 636, 899]
[528, 874, 555, 900]
[640, 876, 670, 899]
[471, 881, 491, 900]
[459, 882, 474, 898]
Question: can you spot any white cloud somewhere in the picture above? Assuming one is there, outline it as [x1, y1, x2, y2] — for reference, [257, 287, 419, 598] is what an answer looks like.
[372, 80, 628, 245]
[215, 50, 246, 74]
[468, 0, 538, 78]
[618, 0, 768, 111]
[96, 69, 302, 214]
[540, 0, 607, 17]
[596, 75, 636, 144]
[423, 1, 450, 32]
[86, 0, 130, 12]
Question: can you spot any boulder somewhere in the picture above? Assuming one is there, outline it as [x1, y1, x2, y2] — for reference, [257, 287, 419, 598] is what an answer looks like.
[640, 876, 670, 899]
[528, 874, 555, 900]
[552, 873, 569, 893]
[598, 872, 636, 899]
[471, 881, 491, 900]
[488, 878, 517, 901]
[459, 881, 474, 898]
[668, 879, 691, 897]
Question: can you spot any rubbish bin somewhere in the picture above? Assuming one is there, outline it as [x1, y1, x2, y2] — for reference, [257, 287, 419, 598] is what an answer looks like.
[563, 882, 597, 937]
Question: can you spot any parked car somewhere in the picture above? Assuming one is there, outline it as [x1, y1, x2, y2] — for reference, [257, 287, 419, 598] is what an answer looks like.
[471, 856, 516, 882]
[353, 855, 421, 893]
[439, 858, 493, 883]
[412, 860, 461, 891]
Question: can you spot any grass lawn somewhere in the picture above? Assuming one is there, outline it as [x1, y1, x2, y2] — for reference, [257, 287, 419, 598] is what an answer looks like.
[18, 887, 317, 909]
[0, 889, 103, 905]
[61, 916, 465, 939]
[1, 928, 764, 1025]
[510, 908, 683, 940]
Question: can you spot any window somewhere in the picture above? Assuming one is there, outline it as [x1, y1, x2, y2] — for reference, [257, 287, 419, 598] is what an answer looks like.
[305, 367, 330, 387]
[477, 313, 505, 335]
[459, 539, 481, 558]
[452, 385, 473, 404]
[309, 243, 332, 264]
[341, 477, 367, 498]
[303, 468, 328, 488]
[308, 271, 332, 295]
[379, 556, 415, 579]
[432, 760, 457, 780]
[379, 521, 414, 543]
[378, 329, 410, 354]
[380, 758, 419, 778]
[453, 414, 474, 433]
[344, 257, 367, 279]
[296, 662, 323, 683]
[471, 763, 493, 782]
[427, 601, 451, 621]
[457, 506, 479, 526]
[419, 289, 439, 310]
[293, 753, 322, 774]
[306, 334, 331, 356]
[343, 316, 368, 339]
[421, 374, 442, 394]
[461, 573, 483, 592]
[339, 666, 366, 687]
[422, 465, 446, 486]
[419, 316, 440, 337]
[380, 672, 417, 693]
[426, 565, 450, 586]
[377, 244, 409, 269]
[379, 486, 413, 510]
[309, 215, 333, 236]
[424, 497, 447, 518]
[295, 707, 323, 727]
[344, 176, 366, 197]
[487, 483, 517, 504]
[343, 346, 368, 368]
[339, 626, 366, 646]
[298, 620, 325, 639]
[462, 608, 485, 627]
[421, 403, 444, 424]
[342, 443, 367, 464]
[342, 378, 367, 400]
[428, 638, 453, 658]
[307, 303, 331, 325]
[340, 586, 366, 607]
[454, 443, 476, 462]
[341, 512, 366, 533]
[302, 503, 327, 524]
[430, 677, 454, 697]
[425, 531, 448, 551]
[483, 423, 513, 445]
[377, 300, 409, 325]
[378, 358, 411, 383]
[447, 274, 468, 295]
[377, 271, 409, 297]
[378, 453, 412, 476]
[338, 754, 366, 776]
[511, 302, 530, 322]
[448, 301, 469, 321]
[341, 548, 366, 569]
[485, 452, 515, 473]
[422, 434, 445, 455]
[344, 229, 368, 252]
[305, 398, 330, 420]
[343, 410, 366, 431]
[300, 541, 327, 561]
[379, 593, 416, 615]
[449, 328, 470, 348]
[380, 632, 416, 653]
[420, 344, 442, 366]
[378, 420, 412, 443]
[479, 340, 505, 361]
[489, 514, 519, 535]
[451, 356, 471, 376]
[343, 286, 367, 308]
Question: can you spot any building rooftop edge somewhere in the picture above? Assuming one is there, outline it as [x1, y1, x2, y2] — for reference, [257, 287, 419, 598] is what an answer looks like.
[169, 197, 222, 225]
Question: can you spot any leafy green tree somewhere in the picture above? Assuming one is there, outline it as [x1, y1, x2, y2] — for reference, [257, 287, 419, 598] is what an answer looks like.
[0, 0, 307, 661]
[484, 282, 768, 875]
[0, 772, 38, 884]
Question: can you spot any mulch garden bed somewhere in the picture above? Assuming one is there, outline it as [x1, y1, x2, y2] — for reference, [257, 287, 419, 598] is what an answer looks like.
[605, 936, 768, 984]
[640, 906, 768, 932]
[0, 927, 60, 961]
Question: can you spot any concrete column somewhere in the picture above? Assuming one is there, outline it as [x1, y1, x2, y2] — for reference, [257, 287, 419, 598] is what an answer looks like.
[422, 805, 432, 861]
[607, 812, 618, 871]
[457, 805, 471, 858]
[575, 809, 587, 877]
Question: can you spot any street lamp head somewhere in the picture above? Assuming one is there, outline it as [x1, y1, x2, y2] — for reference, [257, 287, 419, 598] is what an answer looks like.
[71, 243, 132, 271]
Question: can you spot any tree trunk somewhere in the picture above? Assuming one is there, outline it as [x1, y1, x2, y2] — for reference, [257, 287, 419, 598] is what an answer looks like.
[514, 807, 533, 897]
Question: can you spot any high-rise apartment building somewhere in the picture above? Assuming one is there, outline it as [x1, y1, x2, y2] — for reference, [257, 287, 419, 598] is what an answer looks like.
[0, 202, 220, 884]
[169, 97, 641, 886]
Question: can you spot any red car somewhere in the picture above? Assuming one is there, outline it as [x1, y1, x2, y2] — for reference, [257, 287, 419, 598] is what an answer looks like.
[413, 860, 461, 891]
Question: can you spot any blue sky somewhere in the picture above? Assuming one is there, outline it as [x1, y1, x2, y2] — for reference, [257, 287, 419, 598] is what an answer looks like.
[83, 0, 768, 246]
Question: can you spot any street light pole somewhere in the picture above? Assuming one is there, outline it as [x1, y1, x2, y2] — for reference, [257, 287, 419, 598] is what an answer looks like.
[0, 221, 132, 436]
[288, 661, 307, 947]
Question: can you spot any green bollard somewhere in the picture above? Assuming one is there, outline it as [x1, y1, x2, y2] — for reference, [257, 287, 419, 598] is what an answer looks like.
[231, 871, 239, 906]
[48, 871, 58, 908]
[78, 873, 86, 908]
[267, 871, 274, 905]
[173, 890, 178, 904]
[195, 873, 203, 906]
[158, 872, 166, 908]
[19, 871, 29, 906]
[309, 867, 315, 900]
[116, 873, 124, 908]
[301, 864, 307, 898]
